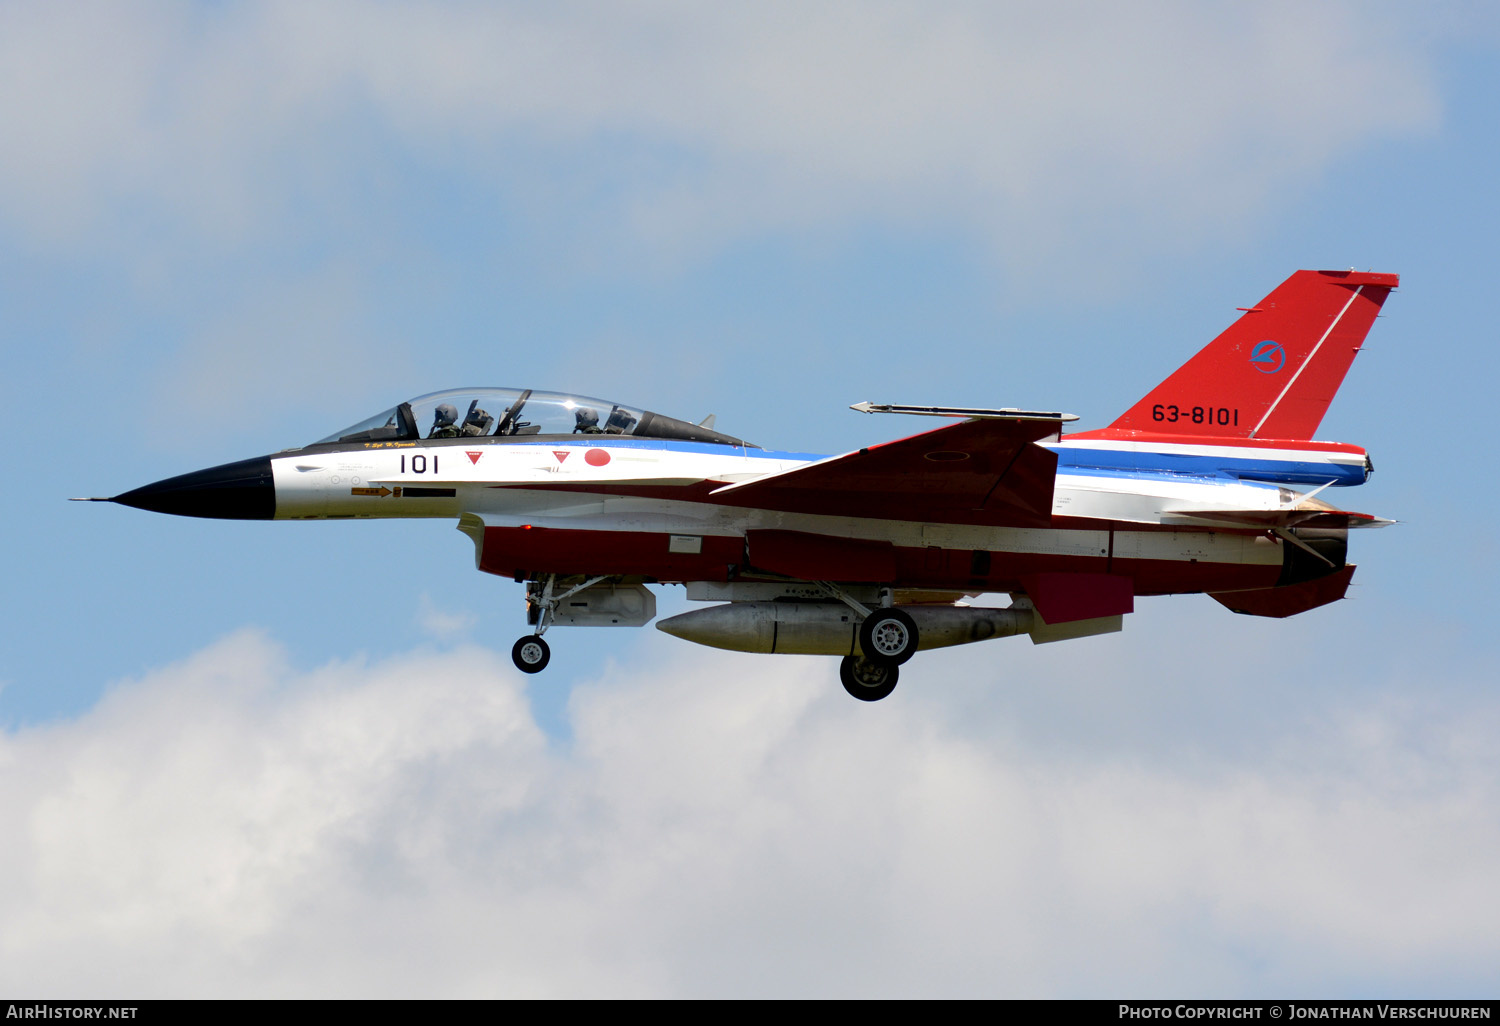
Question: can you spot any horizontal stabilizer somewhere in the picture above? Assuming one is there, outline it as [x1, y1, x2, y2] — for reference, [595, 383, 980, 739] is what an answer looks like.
[711, 417, 1060, 527]
[1210, 565, 1357, 617]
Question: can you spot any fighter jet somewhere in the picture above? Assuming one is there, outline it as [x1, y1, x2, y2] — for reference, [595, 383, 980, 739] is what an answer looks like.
[82, 270, 1396, 701]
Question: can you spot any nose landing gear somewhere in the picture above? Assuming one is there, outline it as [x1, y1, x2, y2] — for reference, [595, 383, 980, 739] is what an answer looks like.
[509, 573, 607, 674]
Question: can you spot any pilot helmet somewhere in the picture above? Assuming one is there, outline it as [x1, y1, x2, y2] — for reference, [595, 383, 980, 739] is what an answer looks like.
[433, 403, 458, 427]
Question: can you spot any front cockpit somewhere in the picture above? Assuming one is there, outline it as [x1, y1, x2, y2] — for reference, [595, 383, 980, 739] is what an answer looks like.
[314, 388, 747, 448]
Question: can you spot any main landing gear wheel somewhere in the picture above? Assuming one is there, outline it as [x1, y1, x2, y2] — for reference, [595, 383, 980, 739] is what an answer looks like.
[858, 608, 919, 665]
[511, 635, 551, 674]
[840, 656, 899, 702]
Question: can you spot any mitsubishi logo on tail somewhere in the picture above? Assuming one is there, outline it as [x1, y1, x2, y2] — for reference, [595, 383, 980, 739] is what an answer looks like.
[1250, 340, 1286, 374]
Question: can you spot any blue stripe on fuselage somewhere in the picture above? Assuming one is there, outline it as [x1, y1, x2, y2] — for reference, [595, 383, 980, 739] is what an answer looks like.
[510, 438, 1368, 489]
[1053, 446, 1366, 487]
[510, 438, 1364, 487]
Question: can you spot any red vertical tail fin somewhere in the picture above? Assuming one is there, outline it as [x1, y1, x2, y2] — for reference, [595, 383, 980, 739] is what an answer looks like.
[1098, 270, 1397, 442]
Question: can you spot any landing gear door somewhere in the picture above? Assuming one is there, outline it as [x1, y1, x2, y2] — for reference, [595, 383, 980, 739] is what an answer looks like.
[547, 583, 657, 627]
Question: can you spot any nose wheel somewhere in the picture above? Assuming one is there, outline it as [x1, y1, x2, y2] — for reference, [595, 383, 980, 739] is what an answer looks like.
[512, 635, 551, 674]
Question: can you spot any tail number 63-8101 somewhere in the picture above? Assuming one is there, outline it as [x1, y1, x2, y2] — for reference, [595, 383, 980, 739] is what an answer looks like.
[1152, 404, 1239, 426]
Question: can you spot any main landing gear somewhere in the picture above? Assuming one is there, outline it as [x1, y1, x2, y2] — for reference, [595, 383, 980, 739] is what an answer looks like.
[510, 573, 607, 674]
[858, 607, 918, 665]
[840, 655, 899, 702]
[841, 607, 917, 702]
[815, 583, 920, 702]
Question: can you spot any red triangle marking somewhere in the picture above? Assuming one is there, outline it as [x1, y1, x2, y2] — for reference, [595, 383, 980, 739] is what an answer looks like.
[465, 451, 483, 465]
[553, 451, 570, 463]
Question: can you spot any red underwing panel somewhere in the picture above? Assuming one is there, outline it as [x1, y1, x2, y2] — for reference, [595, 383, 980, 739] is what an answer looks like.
[747, 530, 897, 582]
[713, 418, 1060, 527]
[478, 526, 742, 581]
[1019, 572, 1136, 624]
[471, 523, 1287, 594]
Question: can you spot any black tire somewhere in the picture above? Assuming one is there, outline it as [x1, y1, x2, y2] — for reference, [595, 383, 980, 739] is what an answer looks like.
[840, 655, 899, 702]
[858, 608, 919, 665]
[511, 635, 551, 674]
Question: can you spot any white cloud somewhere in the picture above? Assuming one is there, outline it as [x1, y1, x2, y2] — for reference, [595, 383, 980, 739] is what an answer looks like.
[0, 1, 1443, 265]
[142, 263, 403, 442]
[1, 629, 1495, 997]
[416, 591, 478, 640]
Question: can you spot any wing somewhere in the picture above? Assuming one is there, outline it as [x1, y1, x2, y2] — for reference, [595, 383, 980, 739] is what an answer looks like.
[1160, 509, 1393, 530]
[711, 417, 1061, 527]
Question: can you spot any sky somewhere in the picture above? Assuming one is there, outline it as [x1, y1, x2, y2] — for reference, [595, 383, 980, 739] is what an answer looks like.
[2, 0, 1498, 999]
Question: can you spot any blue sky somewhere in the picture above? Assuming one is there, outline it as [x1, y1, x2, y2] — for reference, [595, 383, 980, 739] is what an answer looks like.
[2, 1, 1497, 997]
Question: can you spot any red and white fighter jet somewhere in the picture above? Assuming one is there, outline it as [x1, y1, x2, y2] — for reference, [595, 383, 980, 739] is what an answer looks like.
[86, 270, 1397, 701]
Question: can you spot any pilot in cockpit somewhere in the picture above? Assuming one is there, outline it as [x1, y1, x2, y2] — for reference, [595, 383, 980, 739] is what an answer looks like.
[430, 403, 461, 438]
[604, 406, 638, 434]
[461, 406, 494, 436]
[573, 407, 600, 433]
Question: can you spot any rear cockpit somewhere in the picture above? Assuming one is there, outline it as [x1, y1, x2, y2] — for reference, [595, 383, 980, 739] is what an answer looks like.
[314, 388, 747, 447]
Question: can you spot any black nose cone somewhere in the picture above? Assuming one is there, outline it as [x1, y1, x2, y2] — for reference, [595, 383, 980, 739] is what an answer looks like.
[113, 456, 275, 520]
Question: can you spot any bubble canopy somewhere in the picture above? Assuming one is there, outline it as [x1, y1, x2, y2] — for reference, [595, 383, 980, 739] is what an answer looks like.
[314, 388, 745, 447]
